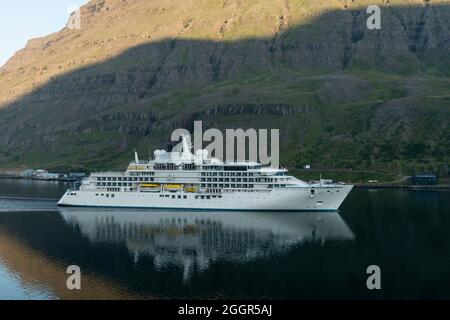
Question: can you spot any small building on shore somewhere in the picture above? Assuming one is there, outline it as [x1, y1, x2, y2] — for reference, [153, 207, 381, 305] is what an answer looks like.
[69, 172, 87, 179]
[411, 174, 438, 185]
[33, 170, 61, 181]
[17, 169, 86, 181]
[20, 169, 35, 178]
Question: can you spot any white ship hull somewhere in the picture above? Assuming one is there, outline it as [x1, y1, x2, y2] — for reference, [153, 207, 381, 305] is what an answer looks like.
[57, 185, 353, 211]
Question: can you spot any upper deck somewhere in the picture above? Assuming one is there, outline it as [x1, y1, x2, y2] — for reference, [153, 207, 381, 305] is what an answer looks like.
[83, 138, 305, 193]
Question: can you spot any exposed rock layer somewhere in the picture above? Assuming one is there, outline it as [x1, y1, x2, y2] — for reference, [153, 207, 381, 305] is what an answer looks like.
[0, 0, 449, 171]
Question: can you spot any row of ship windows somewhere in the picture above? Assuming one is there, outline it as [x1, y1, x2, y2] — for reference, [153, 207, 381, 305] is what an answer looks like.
[96, 182, 286, 191]
[201, 178, 282, 182]
[96, 174, 285, 181]
[128, 172, 155, 176]
[96, 174, 270, 181]
[98, 183, 136, 187]
[96, 178, 281, 183]
[87, 189, 336, 197]
[151, 165, 251, 172]
[93, 194, 224, 200]
[97, 177, 154, 182]
[200, 184, 286, 188]
[202, 172, 254, 177]
[129, 166, 256, 173]
[158, 194, 223, 200]
[201, 184, 255, 188]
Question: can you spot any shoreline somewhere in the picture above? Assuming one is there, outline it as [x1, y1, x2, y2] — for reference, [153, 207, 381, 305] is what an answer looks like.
[0, 175, 75, 182]
[1, 175, 448, 191]
[354, 184, 450, 190]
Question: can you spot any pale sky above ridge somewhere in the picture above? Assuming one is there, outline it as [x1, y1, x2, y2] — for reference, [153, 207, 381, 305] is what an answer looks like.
[0, 1, 88, 67]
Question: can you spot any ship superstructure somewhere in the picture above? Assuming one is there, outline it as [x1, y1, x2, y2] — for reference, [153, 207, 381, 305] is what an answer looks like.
[58, 136, 353, 211]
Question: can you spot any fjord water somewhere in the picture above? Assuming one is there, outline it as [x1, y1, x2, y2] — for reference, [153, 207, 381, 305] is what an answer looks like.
[0, 179, 449, 300]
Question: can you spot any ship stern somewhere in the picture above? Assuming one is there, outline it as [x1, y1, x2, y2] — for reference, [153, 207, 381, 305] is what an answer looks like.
[57, 190, 71, 207]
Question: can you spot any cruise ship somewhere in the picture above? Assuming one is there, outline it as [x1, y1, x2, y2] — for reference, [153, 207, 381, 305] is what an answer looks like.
[57, 136, 353, 211]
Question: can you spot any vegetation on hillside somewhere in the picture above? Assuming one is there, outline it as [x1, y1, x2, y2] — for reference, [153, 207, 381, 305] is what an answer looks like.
[0, 0, 449, 181]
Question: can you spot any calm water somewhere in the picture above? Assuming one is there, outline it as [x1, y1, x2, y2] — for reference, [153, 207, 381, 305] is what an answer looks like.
[0, 178, 449, 300]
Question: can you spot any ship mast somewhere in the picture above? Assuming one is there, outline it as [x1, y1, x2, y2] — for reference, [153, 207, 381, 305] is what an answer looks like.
[134, 150, 139, 164]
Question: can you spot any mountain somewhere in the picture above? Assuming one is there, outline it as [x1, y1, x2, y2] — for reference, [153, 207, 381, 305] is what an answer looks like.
[0, 0, 449, 180]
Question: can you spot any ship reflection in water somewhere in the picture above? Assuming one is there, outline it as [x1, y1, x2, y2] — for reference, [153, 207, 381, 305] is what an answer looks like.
[0, 201, 355, 299]
[60, 209, 355, 285]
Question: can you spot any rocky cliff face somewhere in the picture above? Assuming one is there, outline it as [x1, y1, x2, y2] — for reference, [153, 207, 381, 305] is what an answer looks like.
[0, 0, 449, 173]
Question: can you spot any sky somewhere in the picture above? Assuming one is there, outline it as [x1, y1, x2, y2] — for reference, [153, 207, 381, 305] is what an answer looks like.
[0, 0, 88, 67]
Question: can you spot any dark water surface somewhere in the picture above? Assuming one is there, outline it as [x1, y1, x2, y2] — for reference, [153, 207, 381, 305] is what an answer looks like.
[0, 178, 449, 300]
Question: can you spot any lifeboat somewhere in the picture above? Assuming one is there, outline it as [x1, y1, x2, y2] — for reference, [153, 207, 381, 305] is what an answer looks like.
[185, 187, 196, 193]
[164, 184, 183, 192]
[140, 184, 161, 192]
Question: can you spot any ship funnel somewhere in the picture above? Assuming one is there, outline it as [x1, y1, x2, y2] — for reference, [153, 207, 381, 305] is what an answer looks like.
[135, 151, 139, 164]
